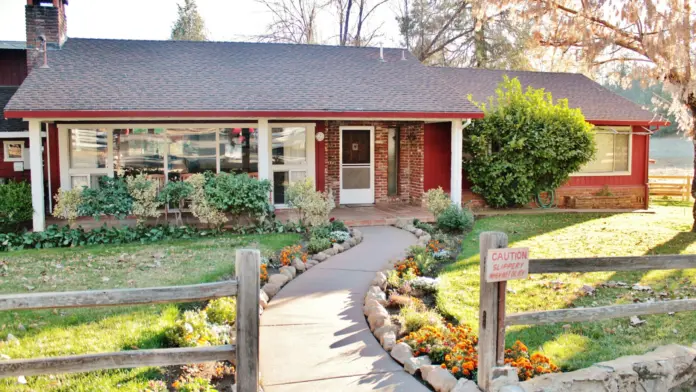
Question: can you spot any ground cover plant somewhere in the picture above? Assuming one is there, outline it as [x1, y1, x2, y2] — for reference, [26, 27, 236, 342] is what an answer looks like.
[438, 200, 696, 371]
[0, 232, 299, 391]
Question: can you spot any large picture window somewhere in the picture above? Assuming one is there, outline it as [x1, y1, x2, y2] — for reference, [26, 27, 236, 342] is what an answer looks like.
[113, 128, 165, 177]
[577, 127, 631, 175]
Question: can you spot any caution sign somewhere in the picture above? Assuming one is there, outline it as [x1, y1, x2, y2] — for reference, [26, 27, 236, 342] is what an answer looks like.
[485, 248, 529, 282]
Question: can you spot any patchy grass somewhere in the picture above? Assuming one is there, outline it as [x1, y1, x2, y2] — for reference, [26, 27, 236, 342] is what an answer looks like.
[0, 233, 299, 391]
[438, 203, 696, 371]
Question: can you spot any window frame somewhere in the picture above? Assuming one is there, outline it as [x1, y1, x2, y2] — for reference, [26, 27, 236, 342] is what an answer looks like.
[3, 140, 25, 162]
[572, 126, 633, 177]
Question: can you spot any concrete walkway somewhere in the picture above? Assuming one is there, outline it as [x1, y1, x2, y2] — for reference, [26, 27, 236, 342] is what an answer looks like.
[259, 226, 429, 392]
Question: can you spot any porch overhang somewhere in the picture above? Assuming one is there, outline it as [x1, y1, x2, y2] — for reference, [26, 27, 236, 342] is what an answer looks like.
[4, 110, 485, 121]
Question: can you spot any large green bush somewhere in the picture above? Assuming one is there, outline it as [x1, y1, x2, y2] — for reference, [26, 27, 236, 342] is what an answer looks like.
[205, 173, 272, 219]
[126, 174, 161, 225]
[158, 180, 193, 226]
[436, 205, 474, 233]
[79, 176, 133, 219]
[186, 174, 228, 229]
[52, 188, 82, 227]
[0, 181, 33, 232]
[286, 179, 335, 227]
[464, 76, 595, 207]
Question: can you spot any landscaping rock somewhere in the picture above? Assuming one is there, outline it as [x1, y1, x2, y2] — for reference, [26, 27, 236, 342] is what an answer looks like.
[490, 366, 519, 391]
[268, 274, 289, 287]
[313, 252, 328, 261]
[371, 272, 387, 290]
[374, 324, 399, 342]
[414, 228, 424, 237]
[364, 298, 382, 316]
[423, 366, 458, 392]
[381, 331, 396, 351]
[333, 243, 344, 253]
[260, 296, 268, 309]
[347, 237, 357, 247]
[352, 229, 363, 242]
[403, 225, 416, 233]
[260, 289, 269, 304]
[262, 283, 281, 298]
[280, 266, 296, 278]
[324, 247, 338, 256]
[342, 241, 352, 251]
[404, 355, 431, 375]
[367, 305, 390, 331]
[365, 288, 388, 306]
[452, 378, 482, 392]
[394, 219, 410, 229]
[292, 258, 306, 272]
[306, 259, 319, 267]
[391, 342, 414, 364]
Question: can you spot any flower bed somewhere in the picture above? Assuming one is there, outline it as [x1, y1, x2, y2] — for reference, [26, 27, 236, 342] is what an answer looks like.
[363, 220, 559, 392]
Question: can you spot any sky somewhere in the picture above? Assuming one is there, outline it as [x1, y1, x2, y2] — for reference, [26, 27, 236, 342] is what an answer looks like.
[0, 0, 402, 46]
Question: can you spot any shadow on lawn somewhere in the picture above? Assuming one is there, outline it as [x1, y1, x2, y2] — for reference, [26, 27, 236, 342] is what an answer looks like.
[506, 230, 696, 371]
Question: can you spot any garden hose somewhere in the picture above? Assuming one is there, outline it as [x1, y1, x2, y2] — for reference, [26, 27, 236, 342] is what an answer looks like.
[535, 190, 556, 209]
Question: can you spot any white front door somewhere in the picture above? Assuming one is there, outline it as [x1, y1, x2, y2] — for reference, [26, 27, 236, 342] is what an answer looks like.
[340, 126, 374, 204]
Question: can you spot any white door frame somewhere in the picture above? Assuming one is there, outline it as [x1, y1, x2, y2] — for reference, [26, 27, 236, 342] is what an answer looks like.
[339, 126, 374, 204]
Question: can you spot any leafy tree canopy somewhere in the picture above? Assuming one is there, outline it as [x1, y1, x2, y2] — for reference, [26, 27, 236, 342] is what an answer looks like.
[464, 76, 595, 207]
[171, 0, 207, 41]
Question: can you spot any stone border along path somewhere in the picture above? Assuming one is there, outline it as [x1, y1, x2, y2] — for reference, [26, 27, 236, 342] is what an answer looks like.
[259, 226, 430, 391]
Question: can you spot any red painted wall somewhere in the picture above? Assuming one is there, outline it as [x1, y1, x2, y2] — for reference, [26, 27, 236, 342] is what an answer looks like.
[0, 49, 27, 86]
[315, 121, 326, 192]
[424, 122, 452, 192]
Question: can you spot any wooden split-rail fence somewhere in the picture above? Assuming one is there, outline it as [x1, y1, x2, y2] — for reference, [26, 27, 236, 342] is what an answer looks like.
[649, 175, 693, 201]
[0, 249, 261, 392]
[477, 231, 696, 391]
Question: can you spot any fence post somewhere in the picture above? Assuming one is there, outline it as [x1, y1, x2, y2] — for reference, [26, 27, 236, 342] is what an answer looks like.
[477, 231, 508, 391]
[235, 249, 260, 392]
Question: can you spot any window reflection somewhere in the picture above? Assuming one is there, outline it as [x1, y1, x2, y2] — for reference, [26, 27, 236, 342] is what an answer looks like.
[272, 127, 306, 165]
[69, 129, 107, 169]
[167, 129, 217, 181]
[220, 128, 258, 175]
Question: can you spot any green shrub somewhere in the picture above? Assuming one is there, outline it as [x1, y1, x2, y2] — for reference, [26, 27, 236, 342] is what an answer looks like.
[0, 181, 33, 232]
[307, 236, 331, 253]
[158, 180, 193, 226]
[436, 205, 474, 233]
[399, 301, 444, 334]
[423, 187, 451, 217]
[173, 376, 218, 392]
[186, 174, 228, 229]
[52, 188, 82, 227]
[386, 270, 402, 290]
[205, 172, 272, 219]
[286, 178, 335, 227]
[309, 225, 332, 240]
[408, 245, 438, 276]
[329, 219, 348, 232]
[79, 176, 133, 220]
[464, 76, 595, 207]
[205, 297, 236, 325]
[412, 219, 435, 234]
[126, 174, 161, 225]
[166, 310, 217, 348]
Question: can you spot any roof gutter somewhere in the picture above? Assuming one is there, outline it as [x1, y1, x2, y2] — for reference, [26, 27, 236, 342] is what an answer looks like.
[4, 110, 485, 120]
[586, 119, 671, 127]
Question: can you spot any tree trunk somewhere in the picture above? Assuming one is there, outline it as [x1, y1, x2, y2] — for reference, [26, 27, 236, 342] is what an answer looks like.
[690, 101, 696, 232]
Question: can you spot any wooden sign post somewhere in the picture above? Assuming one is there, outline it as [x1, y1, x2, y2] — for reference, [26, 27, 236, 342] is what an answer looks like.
[478, 232, 529, 391]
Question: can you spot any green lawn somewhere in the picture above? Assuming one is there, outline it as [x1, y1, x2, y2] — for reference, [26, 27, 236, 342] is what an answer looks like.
[0, 233, 299, 392]
[438, 200, 696, 371]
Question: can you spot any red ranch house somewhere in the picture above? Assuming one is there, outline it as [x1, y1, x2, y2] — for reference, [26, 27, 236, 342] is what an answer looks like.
[2, 0, 667, 232]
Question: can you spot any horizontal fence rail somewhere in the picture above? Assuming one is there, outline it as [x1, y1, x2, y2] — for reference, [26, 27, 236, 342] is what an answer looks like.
[529, 254, 696, 274]
[506, 298, 696, 326]
[0, 281, 238, 311]
[0, 345, 236, 378]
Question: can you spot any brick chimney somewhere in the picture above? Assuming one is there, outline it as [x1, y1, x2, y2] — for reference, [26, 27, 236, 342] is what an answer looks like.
[25, 0, 68, 72]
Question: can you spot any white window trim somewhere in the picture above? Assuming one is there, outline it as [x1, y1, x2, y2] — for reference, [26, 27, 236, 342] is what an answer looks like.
[339, 125, 375, 204]
[56, 123, 315, 196]
[571, 127, 633, 177]
[269, 123, 316, 208]
[3, 140, 25, 162]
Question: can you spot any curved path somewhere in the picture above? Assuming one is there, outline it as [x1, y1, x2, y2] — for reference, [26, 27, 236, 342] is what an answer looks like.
[259, 226, 429, 392]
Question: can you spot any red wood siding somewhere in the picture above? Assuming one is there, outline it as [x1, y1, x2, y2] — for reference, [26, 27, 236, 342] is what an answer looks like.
[565, 126, 648, 187]
[0, 50, 27, 86]
[424, 122, 452, 192]
[315, 121, 326, 192]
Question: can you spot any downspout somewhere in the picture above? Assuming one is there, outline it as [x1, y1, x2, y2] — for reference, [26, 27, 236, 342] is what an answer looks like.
[644, 127, 651, 209]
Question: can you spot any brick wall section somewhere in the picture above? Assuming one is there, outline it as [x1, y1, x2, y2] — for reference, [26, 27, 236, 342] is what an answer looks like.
[25, 0, 67, 72]
[463, 185, 646, 209]
[323, 121, 424, 205]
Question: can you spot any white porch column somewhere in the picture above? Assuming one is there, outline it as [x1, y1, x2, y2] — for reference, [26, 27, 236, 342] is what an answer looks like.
[29, 120, 46, 232]
[257, 119, 271, 181]
[450, 119, 463, 206]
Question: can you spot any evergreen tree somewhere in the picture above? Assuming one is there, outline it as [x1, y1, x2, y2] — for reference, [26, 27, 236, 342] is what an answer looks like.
[171, 0, 207, 41]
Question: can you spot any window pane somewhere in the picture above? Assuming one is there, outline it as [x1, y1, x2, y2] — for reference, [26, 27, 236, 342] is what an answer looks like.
[69, 129, 107, 169]
[580, 133, 614, 173]
[113, 128, 165, 177]
[272, 127, 306, 165]
[220, 128, 258, 174]
[613, 133, 630, 171]
[71, 175, 88, 189]
[273, 171, 289, 204]
[167, 129, 217, 180]
[387, 128, 399, 195]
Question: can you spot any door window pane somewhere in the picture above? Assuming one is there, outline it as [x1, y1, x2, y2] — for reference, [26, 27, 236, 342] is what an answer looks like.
[167, 129, 217, 180]
[69, 129, 107, 169]
[113, 128, 165, 177]
[342, 129, 371, 164]
[272, 127, 306, 165]
[220, 128, 258, 174]
[273, 170, 307, 204]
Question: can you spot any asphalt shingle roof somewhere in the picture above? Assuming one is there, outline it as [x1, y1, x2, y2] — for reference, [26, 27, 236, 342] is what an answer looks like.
[4, 38, 661, 124]
[430, 67, 661, 123]
[0, 87, 26, 133]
